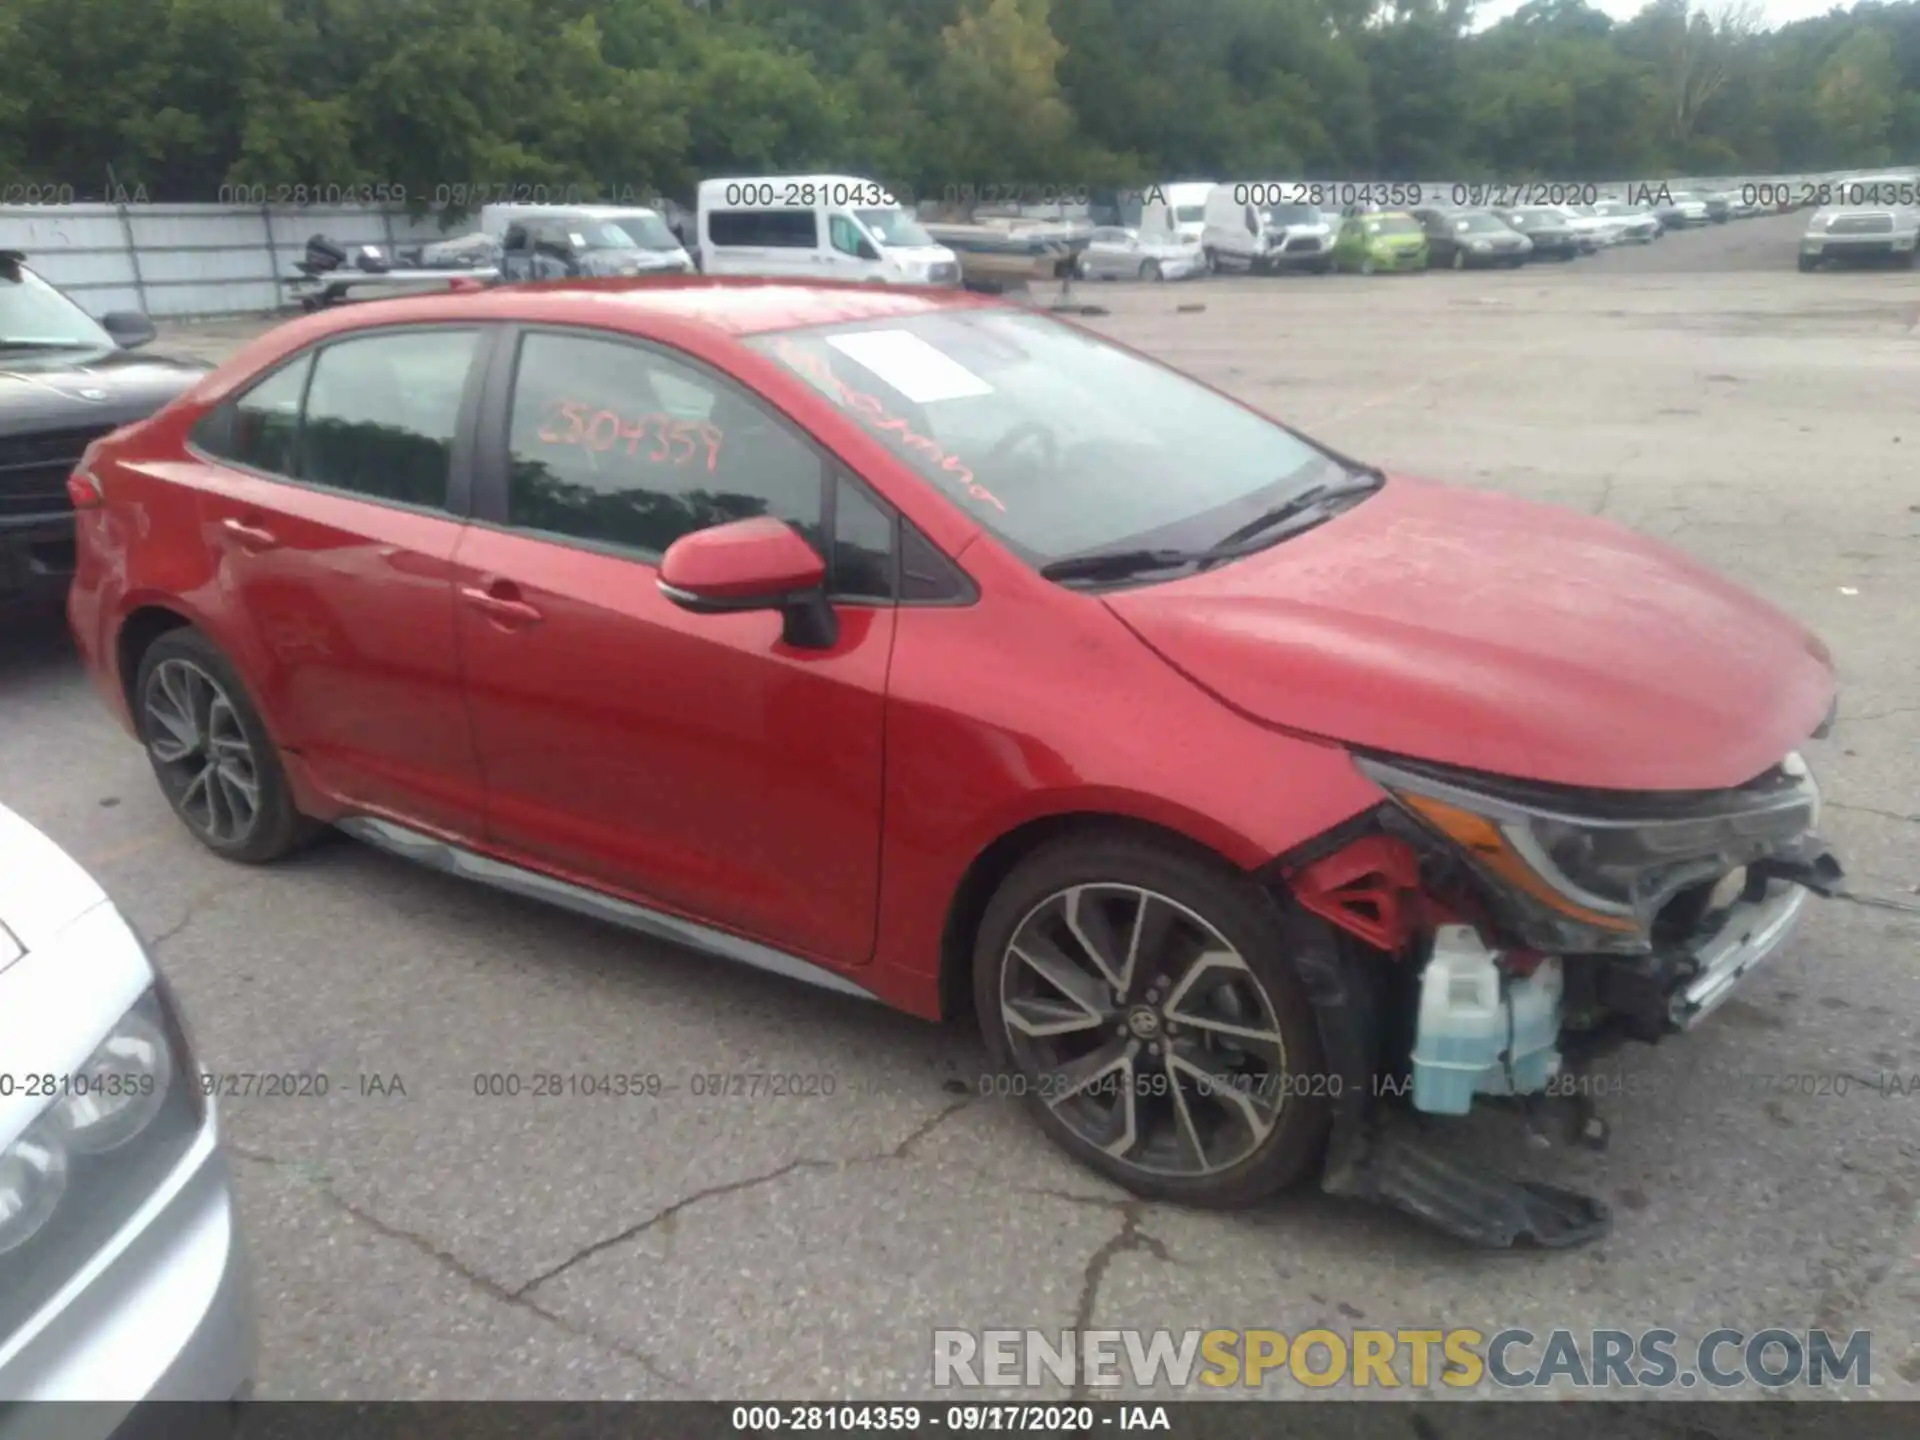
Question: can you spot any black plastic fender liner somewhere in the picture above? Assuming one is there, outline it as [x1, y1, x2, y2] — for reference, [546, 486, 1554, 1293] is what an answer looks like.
[1281, 898, 1613, 1249]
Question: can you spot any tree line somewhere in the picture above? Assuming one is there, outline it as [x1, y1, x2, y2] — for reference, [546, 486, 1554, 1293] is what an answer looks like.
[1, 0, 1915, 220]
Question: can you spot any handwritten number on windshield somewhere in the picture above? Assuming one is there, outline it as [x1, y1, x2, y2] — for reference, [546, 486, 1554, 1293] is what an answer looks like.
[772, 339, 1006, 513]
[537, 401, 722, 472]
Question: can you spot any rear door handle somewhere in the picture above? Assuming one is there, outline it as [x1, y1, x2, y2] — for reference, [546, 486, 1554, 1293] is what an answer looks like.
[220, 517, 279, 551]
[459, 584, 543, 628]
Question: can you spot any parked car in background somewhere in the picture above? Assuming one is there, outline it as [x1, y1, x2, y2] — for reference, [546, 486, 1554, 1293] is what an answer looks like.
[1200, 184, 1272, 272]
[1588, 199, 1662, 242]
[1076, 226, 1204, 281]
[0, 251, 208, 615]
[63, 275, 1844, 1247]
[697, 174, 961, 286]
[499, 211, 685, 282]
[921, 222, 1075, 292]
[1557, 204, 1630, 247]
[1257, 203, 1337, 273]
[1798, 204, 1920, 271]
[1332, 212, 1429, 272]
[1701, 191, 1734, 223]
[0, 802, 255, 1412]
[482, 204, 694, 274]
[1655, 191, 1711, 227]
[1413, 208, 1531, 269]
[1138, 182, 1214, 248]
[1491, 206, 1583, 260]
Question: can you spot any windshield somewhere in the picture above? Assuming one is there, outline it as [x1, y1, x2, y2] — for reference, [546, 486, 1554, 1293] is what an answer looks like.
[855, 208, 935, 248]
[0, 262, 115, 349]
[1454, 213, 1510, 234]
[601, 211, 681, 251]
[1365, 215, 1423, 237]
[748, 310, 1341, 567]
[571, 221, 642, 251]
[1174, 205, 1206, 223]
[1267, 204, 1321, 225]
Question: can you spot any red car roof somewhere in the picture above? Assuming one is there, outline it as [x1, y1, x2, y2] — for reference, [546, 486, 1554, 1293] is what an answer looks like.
[293, 276, 997, 342]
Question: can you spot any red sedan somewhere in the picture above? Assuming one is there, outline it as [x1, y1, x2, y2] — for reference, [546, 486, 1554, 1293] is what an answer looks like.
[68, 278, 1842, 1246]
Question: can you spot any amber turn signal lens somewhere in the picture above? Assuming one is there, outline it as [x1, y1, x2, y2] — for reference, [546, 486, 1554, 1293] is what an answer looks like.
[1398, 791, 1640, 933]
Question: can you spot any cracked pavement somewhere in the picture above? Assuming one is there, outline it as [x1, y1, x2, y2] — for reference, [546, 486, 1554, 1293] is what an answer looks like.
[2, 212, 1916, 1400]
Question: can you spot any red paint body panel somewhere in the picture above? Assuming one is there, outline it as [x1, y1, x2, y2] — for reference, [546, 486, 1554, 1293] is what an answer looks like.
[1106, 476, 1836, 792]
[452, 525, 893, 968]
[69, 279, 1838, 1027]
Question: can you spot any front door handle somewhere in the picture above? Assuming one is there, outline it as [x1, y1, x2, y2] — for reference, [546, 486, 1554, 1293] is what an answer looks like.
[459, 584, 544, 628]
[220, 517, 279, 551]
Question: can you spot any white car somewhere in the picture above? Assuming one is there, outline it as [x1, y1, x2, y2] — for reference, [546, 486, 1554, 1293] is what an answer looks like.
[1555, 205, 1630, 247]
[1077, 226, 1205, 281]
[0, 802, 254, 1412]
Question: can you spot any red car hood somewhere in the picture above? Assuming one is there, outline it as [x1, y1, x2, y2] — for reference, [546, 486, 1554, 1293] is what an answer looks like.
[1104, 476, 1835, 792]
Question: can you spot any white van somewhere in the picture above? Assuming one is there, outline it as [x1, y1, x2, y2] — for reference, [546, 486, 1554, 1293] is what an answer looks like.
[477, 203, 694, 273]
[1200, 183, 1335, 274]
[696, 175, 960, 285]
[1138, 182, 1214, 246]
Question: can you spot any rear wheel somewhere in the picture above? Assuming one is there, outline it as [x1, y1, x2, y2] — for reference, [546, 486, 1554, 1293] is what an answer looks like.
[135, 629, 317, 863]
[1140, 259, 1162, 282]
[1798, 255, 1818, 273]
[972, 834, 1332, 1207]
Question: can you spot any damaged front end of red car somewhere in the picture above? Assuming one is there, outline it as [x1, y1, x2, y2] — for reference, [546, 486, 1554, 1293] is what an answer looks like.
[1266, 743, 1844, 1250]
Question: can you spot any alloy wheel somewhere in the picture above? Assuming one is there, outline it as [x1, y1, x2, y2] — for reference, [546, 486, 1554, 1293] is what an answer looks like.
[998, 884, 1291, 1179]
[144, 658, 262, 845]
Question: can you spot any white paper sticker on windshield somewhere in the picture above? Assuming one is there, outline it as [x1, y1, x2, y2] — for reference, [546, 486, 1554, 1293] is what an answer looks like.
[825, 330, 994, 404]
[569, 233, 588, 249]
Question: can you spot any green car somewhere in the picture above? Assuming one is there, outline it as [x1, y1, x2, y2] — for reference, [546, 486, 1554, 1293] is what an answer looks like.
[1332, 212, 1429, 273]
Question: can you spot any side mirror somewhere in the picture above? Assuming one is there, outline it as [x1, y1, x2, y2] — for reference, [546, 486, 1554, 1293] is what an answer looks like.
[857, 239, 880, 261]
[658, 517, 837, 649]
[101, 311, 156, 349]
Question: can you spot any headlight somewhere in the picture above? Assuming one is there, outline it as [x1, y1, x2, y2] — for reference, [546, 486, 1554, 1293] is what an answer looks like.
[0, 984, 204, 1339]
[1356, 754, 1822, 952]
[0, 1130, 67, 1256]
[49, 1007, 173, 1154]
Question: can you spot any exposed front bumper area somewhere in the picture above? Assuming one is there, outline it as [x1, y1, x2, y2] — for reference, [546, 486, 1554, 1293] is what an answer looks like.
[1668, 881, 1810, 1029]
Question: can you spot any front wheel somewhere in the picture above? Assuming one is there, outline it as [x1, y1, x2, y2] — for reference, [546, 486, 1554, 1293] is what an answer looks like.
[1451, 248, 1467, 271]
[972, 834, 1332, 1207]
[136, 628, 318, 863]
[1140, 259, 1162, 282]
[1797, 255, 1818, 273]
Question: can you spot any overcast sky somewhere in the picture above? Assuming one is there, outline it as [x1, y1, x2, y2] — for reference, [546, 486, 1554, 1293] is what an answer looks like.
[1470, 0, 1850, 29]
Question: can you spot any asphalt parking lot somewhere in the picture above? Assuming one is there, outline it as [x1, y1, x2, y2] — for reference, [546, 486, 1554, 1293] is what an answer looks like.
[3, 210, 1917, 1403]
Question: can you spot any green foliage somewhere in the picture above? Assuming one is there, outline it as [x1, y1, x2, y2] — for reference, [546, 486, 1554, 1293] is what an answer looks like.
[0, 0, 1915, 210]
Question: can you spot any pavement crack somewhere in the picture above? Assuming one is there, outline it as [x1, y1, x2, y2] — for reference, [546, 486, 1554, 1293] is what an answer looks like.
[516, 1099, 977, 1299]
[1826, 801, 1920, 826]
[143, 881, 232, 954]
[228, 1143, 692, 1394]
[875, 1096, 977, 1161]
[517, 1156, 834, 1298]
[1068, 1201, 1173, 1402]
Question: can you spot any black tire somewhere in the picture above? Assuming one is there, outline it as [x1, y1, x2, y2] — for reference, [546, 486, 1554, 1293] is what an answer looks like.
[1798, 255, 1818, 273]
[135, 628, 319, 864]
[1451, 248, 1467, 271]
[1202, 247, 1218, 274]
[1141, 259, 1162, 282]
[972, 833, 1332, 1208]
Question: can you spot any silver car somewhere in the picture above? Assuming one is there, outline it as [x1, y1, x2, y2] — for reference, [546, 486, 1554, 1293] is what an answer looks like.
[1076, 226, 1204, 281]
[1798, 204, 1920, 270]
[0, 802, 254, 1420]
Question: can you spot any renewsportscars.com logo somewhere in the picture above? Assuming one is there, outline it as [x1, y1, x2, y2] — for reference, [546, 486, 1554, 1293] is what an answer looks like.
[932, 1328, 1873, 1391]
